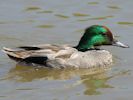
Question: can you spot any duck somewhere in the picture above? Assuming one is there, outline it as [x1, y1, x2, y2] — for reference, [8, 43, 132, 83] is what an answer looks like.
[2, 25, 129, 68]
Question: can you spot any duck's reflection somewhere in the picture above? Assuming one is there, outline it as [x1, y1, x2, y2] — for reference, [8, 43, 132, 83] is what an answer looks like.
[80, 74, 113, 95]
[7, 64, 113, 95]
[7, 65, 111, 81]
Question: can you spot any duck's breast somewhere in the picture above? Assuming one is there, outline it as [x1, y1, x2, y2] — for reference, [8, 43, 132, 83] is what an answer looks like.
[66, 50, 113, 68]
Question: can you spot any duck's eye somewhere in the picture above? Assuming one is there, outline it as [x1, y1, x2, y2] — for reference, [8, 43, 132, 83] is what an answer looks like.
[102, 32, 107, 36]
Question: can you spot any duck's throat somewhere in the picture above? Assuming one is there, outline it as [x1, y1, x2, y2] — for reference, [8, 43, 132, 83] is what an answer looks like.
[75, 43, 93, 51]
[75, 37, 93, 51]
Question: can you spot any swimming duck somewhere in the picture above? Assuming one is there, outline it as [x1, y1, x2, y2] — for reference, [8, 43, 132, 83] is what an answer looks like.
[2, 25, 129, 68]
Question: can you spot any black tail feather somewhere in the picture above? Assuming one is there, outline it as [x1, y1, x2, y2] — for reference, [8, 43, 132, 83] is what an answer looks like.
[7, 54, 22, 61]
[22, 56, 48, 65]
[18, 46, 41, 50]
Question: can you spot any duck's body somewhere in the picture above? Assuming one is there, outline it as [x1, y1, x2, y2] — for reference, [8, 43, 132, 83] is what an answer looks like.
[2, 25, 128, 68]
[3, 44, 112, 68]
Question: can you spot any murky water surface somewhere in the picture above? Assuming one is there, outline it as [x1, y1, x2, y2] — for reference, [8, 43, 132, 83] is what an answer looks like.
[0, 0, 133, 100]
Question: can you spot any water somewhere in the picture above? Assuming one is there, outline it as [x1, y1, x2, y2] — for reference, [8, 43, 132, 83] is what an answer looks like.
[0, 0, 133, 100]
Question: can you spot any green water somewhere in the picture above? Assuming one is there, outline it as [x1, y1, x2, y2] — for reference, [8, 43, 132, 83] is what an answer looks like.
[0, 0, 133, 100]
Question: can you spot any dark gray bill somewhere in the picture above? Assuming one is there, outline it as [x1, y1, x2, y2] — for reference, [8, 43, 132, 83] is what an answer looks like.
[112, 40, 129, 48]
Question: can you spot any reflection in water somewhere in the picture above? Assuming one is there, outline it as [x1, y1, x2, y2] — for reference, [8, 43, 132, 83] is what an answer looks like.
[78, 16, 113, 21]
[117, 22, 133, 26]
[73, 13, 89, 17]
[25, 7, 41, 11]
[37, 24, 55, 28]
[80, 70, 130, 95]
[108, 6, 120, 9]
[0, 22, 7, 24]
[37, 10, 53, 14]
[0, 34, 22, 41]
[6, 65, 111, 82]
[55, 14, 69, 19]
[88, 2, 99, 5]
[4, 64, 115, 95]
[5, 65, 130, 95]
[81, 74, 113, 95]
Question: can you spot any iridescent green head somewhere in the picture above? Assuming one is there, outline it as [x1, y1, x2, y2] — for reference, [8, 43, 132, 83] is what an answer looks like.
[76, 25, 129, 51]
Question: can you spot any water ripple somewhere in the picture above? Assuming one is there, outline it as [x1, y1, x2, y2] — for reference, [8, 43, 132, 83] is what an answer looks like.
[25, 6, 41, 11]
[118, 22, 133, 26]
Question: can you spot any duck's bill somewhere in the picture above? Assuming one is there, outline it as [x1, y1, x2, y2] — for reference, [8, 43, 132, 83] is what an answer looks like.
[112, 40, 129, 48]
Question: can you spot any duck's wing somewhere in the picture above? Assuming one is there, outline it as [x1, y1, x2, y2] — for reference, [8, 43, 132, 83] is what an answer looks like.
[2, 44, 76, 66]
[2, 44, 61, 61]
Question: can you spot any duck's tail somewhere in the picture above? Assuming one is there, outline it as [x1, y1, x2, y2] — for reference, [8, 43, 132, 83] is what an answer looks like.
[2, 47, 48, 65]
[2, 47, 22, 61]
